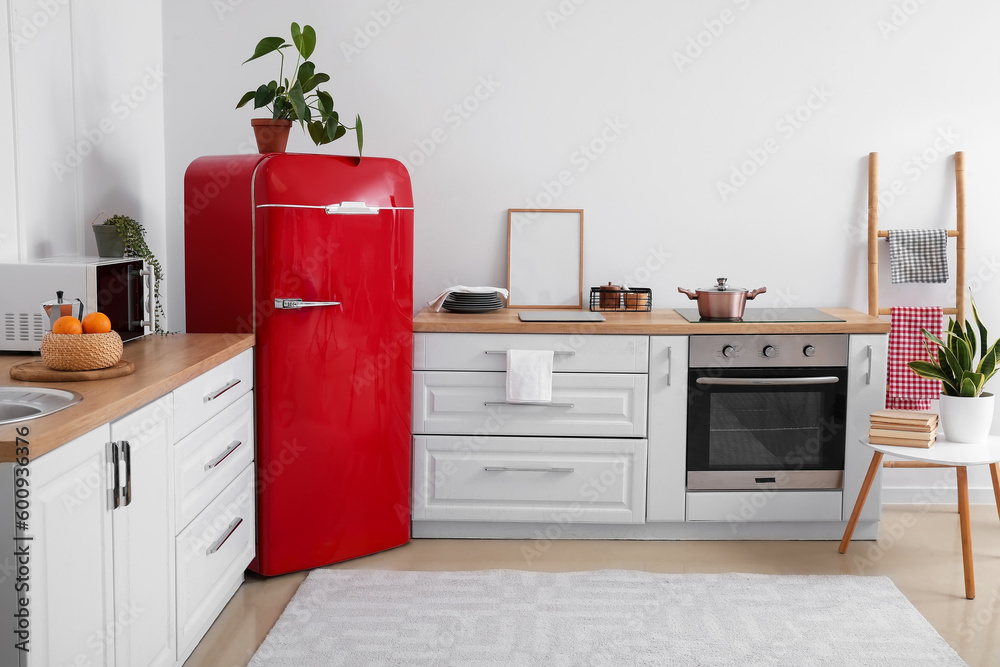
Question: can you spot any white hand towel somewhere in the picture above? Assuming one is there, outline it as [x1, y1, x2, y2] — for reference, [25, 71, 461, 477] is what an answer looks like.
[427, 286, 509, 312]
[505, 349, 554, 404]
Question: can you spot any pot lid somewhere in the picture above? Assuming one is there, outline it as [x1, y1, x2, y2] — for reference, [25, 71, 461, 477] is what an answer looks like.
[697, 278, 747, 293]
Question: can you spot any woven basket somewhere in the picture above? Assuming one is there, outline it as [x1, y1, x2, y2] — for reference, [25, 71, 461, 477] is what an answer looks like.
[40, 331, 123, 371]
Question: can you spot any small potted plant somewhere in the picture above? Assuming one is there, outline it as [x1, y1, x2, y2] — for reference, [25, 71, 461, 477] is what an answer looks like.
[236, 21, 363, 157]
[92, 214, 167, 333]
[908, 294, 999, 442]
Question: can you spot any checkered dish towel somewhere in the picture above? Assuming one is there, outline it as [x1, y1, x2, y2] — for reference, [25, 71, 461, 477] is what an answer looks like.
[889, 229, 949, 284]
[886, 306, 943, 411]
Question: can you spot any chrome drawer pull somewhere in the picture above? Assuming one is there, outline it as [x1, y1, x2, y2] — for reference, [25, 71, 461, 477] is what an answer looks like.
[484, 466, 575, 473]
[695, 376, 840, 387]
[122, 441, 132, 507]
[274, 298, 342, 310]
[204, 379, 241, 403]
[483, 401, 575, 408]
[866, 344, 873, 385]
[206, 517, 243, 555]
[484, 350, 575, 356]
[205, 440, 243, 471]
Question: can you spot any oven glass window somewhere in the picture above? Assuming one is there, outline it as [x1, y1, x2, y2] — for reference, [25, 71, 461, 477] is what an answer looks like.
[708, 391, 826, 469]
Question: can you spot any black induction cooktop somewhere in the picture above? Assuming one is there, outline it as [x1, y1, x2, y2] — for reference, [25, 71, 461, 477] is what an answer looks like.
[674, 308, 845, 323]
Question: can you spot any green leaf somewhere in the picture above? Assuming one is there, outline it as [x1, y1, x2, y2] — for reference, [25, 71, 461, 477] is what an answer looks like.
[316, 91, 334, 116]
[236, 90, 256, 109]
[965, 319, 977, 362]
[920, 329, 948, 348]
[908, 360, 951, 382]
[291, 23, 316, 60]
[356, 114, 364, 158]
[308, 121, 326, 145]
[296, 61, 315, 87]
[939, 344, 964, 380]
[951, 334, 973, 373]
[972, 293, 989, 359]
[327, 121, 345, 142]
[288, 81, 308, 121]
[959, 375, 980, 397]
[303, 73, 330, 94]
[243, 36, 286, 64]
[253, 84, 275, 109]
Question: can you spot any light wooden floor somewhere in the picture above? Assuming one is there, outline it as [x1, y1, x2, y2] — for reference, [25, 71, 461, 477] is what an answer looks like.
[185, 505, 1000, 666]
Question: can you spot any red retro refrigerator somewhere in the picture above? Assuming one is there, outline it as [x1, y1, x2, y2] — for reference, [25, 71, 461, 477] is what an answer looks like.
[184, 153, 413, 575]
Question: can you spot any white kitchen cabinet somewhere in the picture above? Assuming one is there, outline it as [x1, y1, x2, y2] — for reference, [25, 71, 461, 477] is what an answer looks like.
[843, 334, 888, 524]
[171, 349, 255, 665]
[14, 424, 115, 667]
[412, 333, 650, 534]
[1, 346, 255, 667]
[646, 336, 688, 522]
[20, 395, 174, 667]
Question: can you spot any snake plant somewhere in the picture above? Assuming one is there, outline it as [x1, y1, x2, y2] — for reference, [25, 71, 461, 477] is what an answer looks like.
[236, 22, 363, 157]
[908, 295, 999, 397]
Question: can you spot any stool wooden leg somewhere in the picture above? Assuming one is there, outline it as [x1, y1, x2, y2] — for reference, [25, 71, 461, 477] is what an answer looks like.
[989, 463, 1000, 524]
[839, 451, 884, 554]
[957, 466, 975, 599]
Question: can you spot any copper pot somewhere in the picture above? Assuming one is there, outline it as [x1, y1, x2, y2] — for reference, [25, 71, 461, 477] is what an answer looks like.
[678, 278, 766, 320]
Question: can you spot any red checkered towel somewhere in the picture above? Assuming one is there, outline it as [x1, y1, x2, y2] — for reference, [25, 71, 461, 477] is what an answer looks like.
[886, 306, 943, 410]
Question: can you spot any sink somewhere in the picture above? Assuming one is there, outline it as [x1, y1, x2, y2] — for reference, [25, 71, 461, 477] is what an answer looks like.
[0, 387, 83, 426]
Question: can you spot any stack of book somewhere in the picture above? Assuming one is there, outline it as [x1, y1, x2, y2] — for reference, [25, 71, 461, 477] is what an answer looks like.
[869, 409, 938, 448]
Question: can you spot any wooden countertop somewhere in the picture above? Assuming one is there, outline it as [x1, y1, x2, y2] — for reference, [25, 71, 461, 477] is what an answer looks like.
[414, 308, 890, 335]
[0, 333, 254, 462]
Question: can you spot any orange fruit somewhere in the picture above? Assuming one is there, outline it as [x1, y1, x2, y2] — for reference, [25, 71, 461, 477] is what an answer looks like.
[82, 312, 112, 334]
[52, 316, 83, 334]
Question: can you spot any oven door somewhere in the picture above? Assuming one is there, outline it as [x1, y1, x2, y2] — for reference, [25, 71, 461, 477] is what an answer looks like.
[686, 366, 848, 490]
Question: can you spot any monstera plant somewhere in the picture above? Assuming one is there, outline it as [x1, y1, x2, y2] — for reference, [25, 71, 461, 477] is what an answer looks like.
[908, 295, 999, 397]
[236, 22, 363, 157]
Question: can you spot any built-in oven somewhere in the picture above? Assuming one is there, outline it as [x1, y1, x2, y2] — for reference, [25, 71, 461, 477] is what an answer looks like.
[686, 334, 849, 490]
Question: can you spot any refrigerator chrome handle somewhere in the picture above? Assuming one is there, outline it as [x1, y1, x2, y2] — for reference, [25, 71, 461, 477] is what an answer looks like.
[274, 298, 342, 310]
[326, 201, 379, 215]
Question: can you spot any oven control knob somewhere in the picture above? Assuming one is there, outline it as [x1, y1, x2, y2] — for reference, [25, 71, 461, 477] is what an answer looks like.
[803, 345, 816, 357]
[762, 345, 777, 358]
[722, 345, 736, 358]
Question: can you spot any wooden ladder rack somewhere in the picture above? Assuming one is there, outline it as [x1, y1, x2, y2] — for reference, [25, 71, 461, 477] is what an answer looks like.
[867, 151, 966, 322]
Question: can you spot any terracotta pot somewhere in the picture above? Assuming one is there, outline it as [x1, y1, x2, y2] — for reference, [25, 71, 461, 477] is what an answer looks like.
[251, 119, 293, 154]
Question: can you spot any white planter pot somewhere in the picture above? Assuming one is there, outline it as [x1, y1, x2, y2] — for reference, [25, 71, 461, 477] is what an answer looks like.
[939, 392, 995, 443]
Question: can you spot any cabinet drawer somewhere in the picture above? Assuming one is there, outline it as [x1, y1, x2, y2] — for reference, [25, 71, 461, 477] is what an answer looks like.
[685, 490, 843, 522]
[414, 333, 649, 372]
[173, 348, 254, 440]
[413, 371, 648, 437]
[413, 436, 647, 523]
[176, 464, 255, 655]
[174, 392, 255, 530]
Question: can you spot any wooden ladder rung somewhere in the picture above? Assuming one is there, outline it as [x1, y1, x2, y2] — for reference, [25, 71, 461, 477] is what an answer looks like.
[877, 230, 959, 238]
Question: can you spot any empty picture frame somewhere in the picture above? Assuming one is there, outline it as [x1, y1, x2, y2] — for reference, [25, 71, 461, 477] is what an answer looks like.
[507, 209, 583, 308]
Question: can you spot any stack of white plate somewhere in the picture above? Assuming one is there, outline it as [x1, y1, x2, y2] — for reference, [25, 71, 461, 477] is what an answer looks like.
[442, 291, 505, 313]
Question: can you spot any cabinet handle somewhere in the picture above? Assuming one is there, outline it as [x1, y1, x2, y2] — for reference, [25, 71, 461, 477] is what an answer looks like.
[205, 440, 243, 471]
[122, 441, 132, 507]
[274, 298, 342, 310]
[484, 350, 575, 356]
[206, 517, 243, 555]
[204, 379, 241, 403]
[483, 401, 575, 408]
[866, 344, 873, 386]
[484, 466, 575, 473]
[109, 441, 120, 509]
[666, 346, 672, 387]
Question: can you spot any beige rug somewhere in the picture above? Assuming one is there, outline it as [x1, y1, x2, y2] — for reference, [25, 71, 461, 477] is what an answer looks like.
[250, 569, 966, 666]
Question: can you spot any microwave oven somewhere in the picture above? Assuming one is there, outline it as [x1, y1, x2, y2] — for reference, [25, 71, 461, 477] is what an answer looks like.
[0, 256, 153, 352]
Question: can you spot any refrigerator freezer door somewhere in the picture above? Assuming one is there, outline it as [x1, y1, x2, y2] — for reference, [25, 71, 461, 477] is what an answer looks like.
[252, 156, 413, 575]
